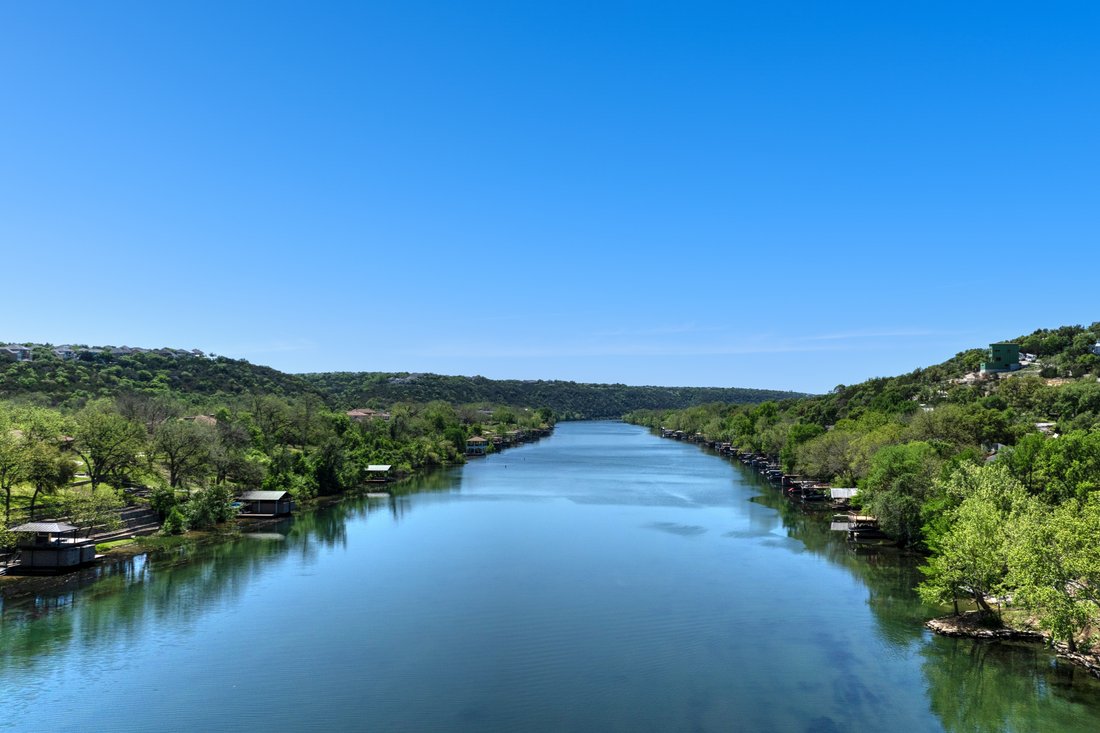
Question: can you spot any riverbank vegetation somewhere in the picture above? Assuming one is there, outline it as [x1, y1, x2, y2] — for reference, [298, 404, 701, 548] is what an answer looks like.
[626, 323, 1100, 649]
[0, 392, 553, 544]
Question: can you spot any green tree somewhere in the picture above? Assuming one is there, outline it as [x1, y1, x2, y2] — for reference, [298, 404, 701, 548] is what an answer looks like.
[0, 418, 27, 522]
[918, 463, 1032, 616]
[24, 441, 76, 520]
[1030, 430, 1100, 502]
[59, 486, 124, 535]
[153, 419, 216, 488]
[183, 484, 236, 529]
[72, 402, 145, 491]
[860, 441, 941, 546]
[1009, 497, 1100, 651]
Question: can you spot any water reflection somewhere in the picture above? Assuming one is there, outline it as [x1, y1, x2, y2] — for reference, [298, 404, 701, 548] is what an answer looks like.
[694, 442, 1100, 731]
[921, 638, 1100, 732]
[1, 427, 1099, 732]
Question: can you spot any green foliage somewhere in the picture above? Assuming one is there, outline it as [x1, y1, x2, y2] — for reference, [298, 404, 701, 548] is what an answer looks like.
[0, 349, 325, 409]
[918, 463, 1032, 615]
[149, 484, 181, 518]
[152, 419, 216, 488]
[23, 440, 76, 519]
[59, 486, 125, 534]
[861, 442, 941, 547]
[1009, 497, 1100, 650]
[162, 505, 187, 535]
[304, 372, 804, 419]
[72, 401, 146, 491]
[183, 485, 236, 529]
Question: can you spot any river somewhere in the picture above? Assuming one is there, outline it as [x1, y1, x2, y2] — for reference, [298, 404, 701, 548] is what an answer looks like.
[2, 421, 1099, 731]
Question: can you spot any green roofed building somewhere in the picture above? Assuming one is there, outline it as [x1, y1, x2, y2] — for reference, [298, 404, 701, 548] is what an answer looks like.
[980, 343, 1021, 374]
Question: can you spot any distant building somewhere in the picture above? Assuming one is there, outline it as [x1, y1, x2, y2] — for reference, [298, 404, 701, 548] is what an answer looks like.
[347, 408, 391, 422]
[980, 343, 1021, 374]
[1, 344, 32, 361]
[466, 436, 488, 456]
[1092, 342, 1100, 357]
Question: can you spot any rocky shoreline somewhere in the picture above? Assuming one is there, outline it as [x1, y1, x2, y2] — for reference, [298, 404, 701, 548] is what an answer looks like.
[927, 611, 1100, 678]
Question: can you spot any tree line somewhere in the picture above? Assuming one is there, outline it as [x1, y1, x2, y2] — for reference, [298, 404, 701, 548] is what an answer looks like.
[301, 372, 805, 418]
[1, 393, 554, 542]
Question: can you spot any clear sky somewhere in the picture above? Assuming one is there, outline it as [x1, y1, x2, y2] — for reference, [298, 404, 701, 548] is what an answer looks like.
[2, 2, 1097, 394]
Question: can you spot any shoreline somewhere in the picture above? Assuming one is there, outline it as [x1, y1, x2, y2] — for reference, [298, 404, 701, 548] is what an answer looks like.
[659, 429, 1100, 683]
[926, 611, 1100, 679]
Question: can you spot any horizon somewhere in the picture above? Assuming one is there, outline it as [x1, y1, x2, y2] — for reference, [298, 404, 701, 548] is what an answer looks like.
[4, 2, 1098, 394]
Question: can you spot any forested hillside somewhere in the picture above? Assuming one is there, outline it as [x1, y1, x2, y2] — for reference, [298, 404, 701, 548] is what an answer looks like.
[301, 372, 804, 418]
[0, 344, 799, 418]
[0, 346, 322, 408]
[626, 322, 1100, 648]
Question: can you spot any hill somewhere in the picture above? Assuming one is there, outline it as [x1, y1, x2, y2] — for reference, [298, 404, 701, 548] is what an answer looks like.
[299, 371, 806, 418]
[0, 344, 323, 408]
[0, 343, 802, 416]
[626, 320, 1100, 546]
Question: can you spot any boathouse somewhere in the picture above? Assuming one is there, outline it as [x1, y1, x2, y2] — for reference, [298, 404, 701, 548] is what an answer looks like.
[365, 464, 392, 482]
[11, 521, 97, 572]
[466, 436, 488, 456]
[238, 490, 295, 517]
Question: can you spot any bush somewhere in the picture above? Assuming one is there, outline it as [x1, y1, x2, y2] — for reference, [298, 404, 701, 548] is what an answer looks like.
[149, 484, 180, 519]
[162, 506, 187, 535]
[183, 485, 236, 529]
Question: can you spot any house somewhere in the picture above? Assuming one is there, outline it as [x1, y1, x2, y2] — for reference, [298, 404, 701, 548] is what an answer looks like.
[1, 344, 32, 361]
[980, 343, 1021, 374]
[54, 345, 79, 360]
[183, 414, 218, 426]
[466, 436, 489, 456]
[347, 408, 392, 422]
[238, 490, 295, 517]
[10, 522, 97, 573]
[1092, 342, 1100, 357]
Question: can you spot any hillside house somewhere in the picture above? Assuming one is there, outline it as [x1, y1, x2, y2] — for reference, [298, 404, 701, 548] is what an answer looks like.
[347, 408, 392, 422]
[980, 343, 1021, 374]
[1, 344, 32, 361]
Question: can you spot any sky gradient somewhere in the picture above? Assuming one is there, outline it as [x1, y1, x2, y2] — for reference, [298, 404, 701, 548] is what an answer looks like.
[2, 2, 1098, 393]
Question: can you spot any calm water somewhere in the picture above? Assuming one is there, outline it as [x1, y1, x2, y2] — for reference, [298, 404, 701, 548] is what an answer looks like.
[3, 421, 1100, 732]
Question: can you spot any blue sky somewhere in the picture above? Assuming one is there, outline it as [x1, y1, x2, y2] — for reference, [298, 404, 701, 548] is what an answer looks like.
[2, 2, 1098, 393]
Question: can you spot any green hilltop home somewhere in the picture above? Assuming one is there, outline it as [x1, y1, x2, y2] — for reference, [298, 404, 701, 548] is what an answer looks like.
[980, 342, 1021, 374]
